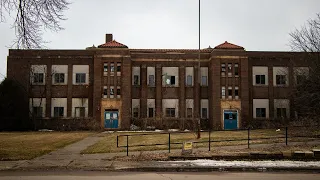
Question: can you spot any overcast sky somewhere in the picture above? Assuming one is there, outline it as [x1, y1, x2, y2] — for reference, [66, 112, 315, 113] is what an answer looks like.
[1, 0, 320, 80]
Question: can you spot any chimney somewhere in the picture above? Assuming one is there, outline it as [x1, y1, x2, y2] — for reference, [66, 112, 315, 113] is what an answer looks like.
[106, 34, 113, 43]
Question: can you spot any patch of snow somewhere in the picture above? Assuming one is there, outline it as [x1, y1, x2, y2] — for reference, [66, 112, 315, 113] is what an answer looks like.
[169, 160, 320, 168]
[168, 129, 179, 132]
[38, 129, 53, 132]
[155, 129, 163, 132]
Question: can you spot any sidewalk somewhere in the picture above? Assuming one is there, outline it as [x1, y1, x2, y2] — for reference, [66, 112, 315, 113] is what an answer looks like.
[0, 134, 319, 172]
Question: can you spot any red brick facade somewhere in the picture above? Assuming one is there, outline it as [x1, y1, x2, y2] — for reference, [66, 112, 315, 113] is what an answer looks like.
[6, 34, 309, 130]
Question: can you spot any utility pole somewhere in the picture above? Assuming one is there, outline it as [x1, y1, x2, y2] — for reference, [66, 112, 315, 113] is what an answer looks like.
[197, 0, 201, 139]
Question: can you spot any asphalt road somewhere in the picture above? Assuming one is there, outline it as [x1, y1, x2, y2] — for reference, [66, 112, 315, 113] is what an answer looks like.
[0, 171, 319, 180]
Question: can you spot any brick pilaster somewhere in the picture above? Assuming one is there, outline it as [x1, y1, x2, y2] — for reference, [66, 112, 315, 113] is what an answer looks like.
[268, 65, 274, 119]
[67, 64, 72, 117]
[93, 56, 102, 124]
[179, 66, 186, 118]
[155, 64, 162, 119]
[140, 65, 147, 118]
[240, 57, 249, 127]
[121, 57, 132, 129]
[46, 61, 52, 117]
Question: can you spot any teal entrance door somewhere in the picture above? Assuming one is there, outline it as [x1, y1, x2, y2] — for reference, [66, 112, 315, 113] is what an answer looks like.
[224, 110, 238, 130]
[104, 110, 119, 128]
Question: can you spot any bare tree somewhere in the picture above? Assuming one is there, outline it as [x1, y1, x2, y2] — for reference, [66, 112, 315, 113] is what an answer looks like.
[289, 13, 320, 122]
[0, 0, 70, 49]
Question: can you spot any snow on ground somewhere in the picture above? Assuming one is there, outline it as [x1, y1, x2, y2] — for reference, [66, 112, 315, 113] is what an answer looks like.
[168, 160, 320, 168]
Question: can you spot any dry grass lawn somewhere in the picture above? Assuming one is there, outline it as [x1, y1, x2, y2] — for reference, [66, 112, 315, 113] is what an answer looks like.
[82, 127, 319, 154]
[0, 131, 94, 160]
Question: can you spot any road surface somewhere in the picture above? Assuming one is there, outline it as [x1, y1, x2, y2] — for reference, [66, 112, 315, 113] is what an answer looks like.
[0, 171, 319, 180]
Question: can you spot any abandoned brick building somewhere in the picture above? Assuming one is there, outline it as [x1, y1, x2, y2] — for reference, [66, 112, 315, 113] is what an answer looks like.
[6, 34, 309, 130]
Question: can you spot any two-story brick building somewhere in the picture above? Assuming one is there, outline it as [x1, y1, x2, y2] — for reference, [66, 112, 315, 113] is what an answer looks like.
[6, 34, 309, 130]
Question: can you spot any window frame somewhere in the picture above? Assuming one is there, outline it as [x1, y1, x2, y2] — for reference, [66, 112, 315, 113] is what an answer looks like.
[221, 86, 226, 98]
[54, 73, 65, 84]
[33, 73, 44, 84]
[148, 75, 155, 86]
[133, 75, 140, 85]
[276, 108, 287, 118]
[201, 108, 208, 119]
[133, 107, 139, 118]
[186, 75, 192, 86]
[165, 108, 175, 117]
[116, 63, 121, 72]
[110, 87, 114, 96]
[186, 108, 193, 118]
[148, 108, 154, 118]
[255, 75, 266, 85]
[103, 87, 108, 97]
[276, 75, 286, 85]
[103, 64, 108, 72]
[256, 108, 266, 118]
[221, 63, 226, 76]
[170, 76, 176, 85]
[110, 63, 115, 72]
[75, 73, 86, 84]
[116, 87, 121, 96]
[201, 76, 207, 86]
[234, 63, 239, 76]
[32, 106, 43, 118]
[75, 107, 85, 118]
[54, 107, 64, 117]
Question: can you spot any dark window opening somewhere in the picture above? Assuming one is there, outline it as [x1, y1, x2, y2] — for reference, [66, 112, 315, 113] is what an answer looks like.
[235, 63, 239, 76]
[256, 108, 266, 118]
[276, 75, 286, 85]
[54, 107, 64, 117]
[255, 75, 266, 85]
[103, 88, 108, 96]
[165, 108, 175, 117]
[33, 73, 44, 83]
[76, 73, 86, 84]
[276, 108, 287, 118]
[228, 89, 232, 96]
[148, 75, 155, 86]
[133, 108, 139, 118]
[32, 107, 43, 117]
[134, 75, 139, 85]
[201, 108, 207, 119]
[235, 89, 239, 96]
[54, 73, 65, 83]
[117, 64, 121, 72]
[296, 75, 306, 85]
[148, 108, 154, 118]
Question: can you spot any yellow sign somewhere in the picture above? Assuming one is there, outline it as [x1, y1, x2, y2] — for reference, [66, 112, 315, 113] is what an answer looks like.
[183, 142, 193, 150]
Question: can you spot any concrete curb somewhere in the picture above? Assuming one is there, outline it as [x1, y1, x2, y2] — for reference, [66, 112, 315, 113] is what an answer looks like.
[114, 166, 320, 173]
[2, 166, 320, 173]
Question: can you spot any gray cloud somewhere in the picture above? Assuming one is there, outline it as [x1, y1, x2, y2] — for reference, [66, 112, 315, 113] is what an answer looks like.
[1, 0, 320, 80]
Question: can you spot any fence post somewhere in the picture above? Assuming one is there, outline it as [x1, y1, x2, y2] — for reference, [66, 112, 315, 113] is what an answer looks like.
[117, 136, 119, 148]
[247, 127, 250, 149]
[168, 133, 171, 153]
[285, 127, 288, 146]
[209, 130, 211, 151]
[126, 135, 129, 156]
